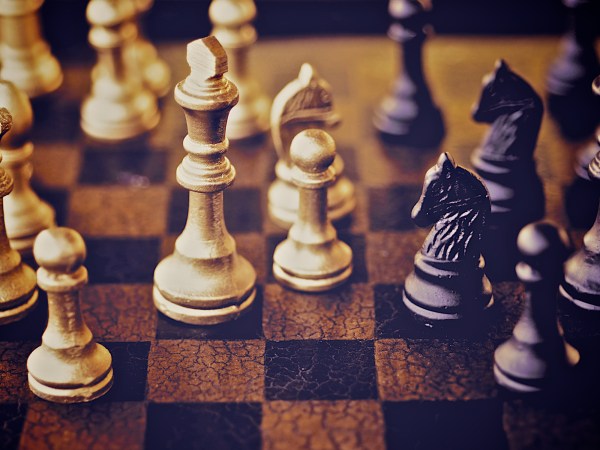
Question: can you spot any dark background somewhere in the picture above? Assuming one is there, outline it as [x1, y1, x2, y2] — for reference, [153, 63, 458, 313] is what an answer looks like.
[40, 0, 594, 58]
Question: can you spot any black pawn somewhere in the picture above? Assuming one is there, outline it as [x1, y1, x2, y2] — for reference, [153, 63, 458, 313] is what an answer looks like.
[494, 221, 580, 393]
[373, 0, 444, 148]
[546, 0, 600, 141]
[562, 145, 600, 310]
[471, 60, 545, 281]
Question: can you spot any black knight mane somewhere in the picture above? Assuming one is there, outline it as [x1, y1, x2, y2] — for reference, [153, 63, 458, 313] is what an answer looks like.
[472, 60, 543, 161]
[413, 154, 490, 262]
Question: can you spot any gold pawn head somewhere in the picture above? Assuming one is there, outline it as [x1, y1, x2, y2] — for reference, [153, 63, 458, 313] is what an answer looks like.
[290, 129, 336, 174]
[33, 228, 87, 274]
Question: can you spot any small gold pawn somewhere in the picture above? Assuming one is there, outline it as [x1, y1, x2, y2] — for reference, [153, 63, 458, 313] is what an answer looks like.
[81, 0, 160, 142]
[0, 0, 63, 98]
[130, 0, 171, 98]
[273, 129, 353, 292]
[28, 227, 113, 403]
[0, 80, 55, 257]
[209, 0, 270, 140]
[0, 108, 38, 325]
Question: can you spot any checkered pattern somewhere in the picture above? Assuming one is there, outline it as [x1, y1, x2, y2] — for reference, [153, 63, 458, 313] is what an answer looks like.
[1, 36, 600, 450]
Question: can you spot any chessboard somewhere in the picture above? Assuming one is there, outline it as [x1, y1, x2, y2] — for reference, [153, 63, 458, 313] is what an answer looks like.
[1, 35, 600, 450]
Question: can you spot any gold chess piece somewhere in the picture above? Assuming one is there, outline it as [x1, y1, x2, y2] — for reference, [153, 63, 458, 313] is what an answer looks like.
[28, 227, 113, 403]
[130, 0, 171, 98]
[0, 80, 55, 257]
[273, 129, 353, 292]
[0, 0, 63, 98]
[81, 0, 160, 142]
[0, 108, 38, 325]
[153, 36, 256, 325]
[209, 0, 270, 140]
[268, 64, 355, 228]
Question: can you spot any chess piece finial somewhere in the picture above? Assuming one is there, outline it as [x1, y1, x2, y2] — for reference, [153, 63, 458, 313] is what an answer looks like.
[273, 129, 353, 292]
[153, 36, 256, 325]
[81, 0, 160, 142]
[27, 227, 113, 402]
[373, 0, 445, 147]
[403, 152, 493, 322]
[471, 60, 545, 280]
[268, 63, 355, 228]
[0, 108, 38, 325]
[129, 0, 171, 97]
[0, 80, 56, 256]
[209, 0, 269, 140]
[546, 0, 600, 141]
[561, 142, 600, 310]
[0, 0, 63, 98]
[494, 221, 580, 392]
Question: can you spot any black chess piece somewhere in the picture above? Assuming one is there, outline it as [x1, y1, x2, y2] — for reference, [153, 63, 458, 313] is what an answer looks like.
[373, 0, 445, 148]
[471, 60, 546, 281]
[494, 221, 580, 393]
[547, 0, 600, 141]
[561, 147, 600, 311]
[565, 75, 600, 229]
[403, 153, 493, 323]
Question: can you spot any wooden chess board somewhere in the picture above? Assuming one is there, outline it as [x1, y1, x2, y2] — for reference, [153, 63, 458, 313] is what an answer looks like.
[1, 36, 600, 450]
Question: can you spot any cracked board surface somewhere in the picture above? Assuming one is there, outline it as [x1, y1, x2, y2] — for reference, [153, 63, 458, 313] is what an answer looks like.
[1, 36, 600, 450]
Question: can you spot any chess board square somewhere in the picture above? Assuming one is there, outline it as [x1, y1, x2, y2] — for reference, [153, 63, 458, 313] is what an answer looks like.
[262, 400, 385, 450]
[0, 403, 27, 450]
[366, 230, 427, 284]
[0, 342, 37, 403]
[266, 232, 368, 284]
[68, 186, 169, 237]
[263, 283, 374, 340]
[367, 185, 422, 231]
[156, 287, 264, 340]
[79, 148, 167, 185]
[85, 237, 160, 284]
[101, 342, 150, 402]
[147, 340, 265, 402]
[383, 399, 508, 450]
[83, 284, 157, 342]
[0, 293, 47, 342]
[374, 284, 493, 339]
[145, 403, 261, 450]
[265, 340, 377, 401]
[375, 338, 497, 401]
[20, 401, 146, 450]
[32, 143, 81, 189]
[167, 187, 263, 234]
[31, 98, 80, 142]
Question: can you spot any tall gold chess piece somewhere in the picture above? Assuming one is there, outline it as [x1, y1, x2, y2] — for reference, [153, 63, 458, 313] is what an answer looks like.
[153, 37, 256, 325]
[81, 0, 160, 142]
[0, 80, 55, 257]
[130, 0, 171, 98]
[0, 108, 38, 325]
[269, 64, 355, 228]
[28, 227, 113, 403]
[209, 0, 270, 140]
[0, 0, 63, 98]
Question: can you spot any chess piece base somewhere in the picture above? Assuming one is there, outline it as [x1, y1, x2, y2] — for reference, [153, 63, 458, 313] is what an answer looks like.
[403, 253, 493, 321]
[268, 177, 356, 229]
[4, 198, 55, 258]
[153, 250, 257, 325]
[153, 285, 256, 325]
[0, 289, 37, 325]
[80, 92, 160, 142]
[0, 52, 63, 99]
[273, 262, 353, 293]
[28, 368, 113, 404]
[373, 100, 445, 148]
[494, 339, 580, 393]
